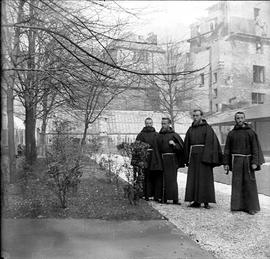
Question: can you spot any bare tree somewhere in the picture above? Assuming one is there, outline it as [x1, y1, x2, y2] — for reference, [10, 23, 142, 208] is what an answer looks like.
[2, 0, 207, 168]
[145, 42, 207, 128]
[2, 0, 26, 181]
[2, 0, 141, 164]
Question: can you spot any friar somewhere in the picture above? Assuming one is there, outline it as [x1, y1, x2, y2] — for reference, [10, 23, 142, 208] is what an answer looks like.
[158, 117, 185, 204]
[184, 109, 223, 209]
[135, 117, 163, 201]
[223, 112, 264, 215]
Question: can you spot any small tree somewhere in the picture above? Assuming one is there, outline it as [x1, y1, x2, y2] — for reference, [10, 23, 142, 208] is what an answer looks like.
[117, 141, 150, 202]
[45, 120, 83, 208]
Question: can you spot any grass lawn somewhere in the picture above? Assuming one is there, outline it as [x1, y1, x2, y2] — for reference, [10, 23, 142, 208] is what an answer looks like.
[2, 158, 163, 220]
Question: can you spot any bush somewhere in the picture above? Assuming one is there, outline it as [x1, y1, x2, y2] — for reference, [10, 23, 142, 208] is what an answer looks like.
[116, 141, 150, 202]
[45, 120, 83, 208]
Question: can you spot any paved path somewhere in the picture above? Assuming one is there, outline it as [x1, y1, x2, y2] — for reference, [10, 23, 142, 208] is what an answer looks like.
[2, 219, 215, 259]
[150, 171, 270, 259]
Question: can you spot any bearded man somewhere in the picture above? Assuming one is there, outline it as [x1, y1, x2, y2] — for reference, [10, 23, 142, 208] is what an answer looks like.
[158, 117, 184, 204]
[135, 117, 163, 201]
[184, 109, 223, 209]
[223, 112, 264, 215]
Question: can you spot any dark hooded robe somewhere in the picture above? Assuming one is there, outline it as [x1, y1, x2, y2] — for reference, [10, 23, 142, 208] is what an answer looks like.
[135, 126, 163, 200]
[184, 119, 223, 204]
[223, 123, 265, 212]
[158, 127, 185, 203]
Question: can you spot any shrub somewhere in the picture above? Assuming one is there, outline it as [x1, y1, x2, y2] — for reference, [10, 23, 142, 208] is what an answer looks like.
[117, 141, 150, 202]
[45, 120, 83, 208]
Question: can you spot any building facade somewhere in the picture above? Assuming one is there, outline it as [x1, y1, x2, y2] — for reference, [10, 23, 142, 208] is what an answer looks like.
[105, 33, 165, 111]
[188, 1, 270, 113]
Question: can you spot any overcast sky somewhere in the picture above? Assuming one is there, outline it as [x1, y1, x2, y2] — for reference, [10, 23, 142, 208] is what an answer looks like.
[115, 1, 219, 42]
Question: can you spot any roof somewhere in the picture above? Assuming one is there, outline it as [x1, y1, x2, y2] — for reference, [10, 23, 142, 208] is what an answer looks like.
[208, 103, 270, 126]
[111, 41, 165, 53]
[48, 110, 192, 136]
[104, 110, 192, 135]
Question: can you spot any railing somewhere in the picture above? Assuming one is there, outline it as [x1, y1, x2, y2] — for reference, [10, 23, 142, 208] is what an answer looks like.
[229, 16, 268, 37]
[230, 16, 256, 35]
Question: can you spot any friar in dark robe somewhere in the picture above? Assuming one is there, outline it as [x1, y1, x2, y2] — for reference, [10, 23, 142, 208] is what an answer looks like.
[184, 109, 223, 209]
[223, 111, 265, 215]
[135, 117, 163, 201]
[158, 117, 185, 204]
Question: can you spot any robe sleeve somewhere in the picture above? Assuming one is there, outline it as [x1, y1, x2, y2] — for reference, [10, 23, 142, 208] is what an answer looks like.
[149, 133, 163, 171]
[183, 128, 191, 165]
[172, 134, 184, 150]
[250, 131, 259, 165]
[172, 133, 185, 168]
[251, 131, 265, 170]
[201, 125, 223, 167]
[223, 132, 232, 170]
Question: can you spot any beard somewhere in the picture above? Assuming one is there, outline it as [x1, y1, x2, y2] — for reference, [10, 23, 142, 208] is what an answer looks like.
[236, 121, 244, 126]
[193, 119, 202, 126]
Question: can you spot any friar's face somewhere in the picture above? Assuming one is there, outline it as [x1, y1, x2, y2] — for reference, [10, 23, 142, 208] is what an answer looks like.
[161, 119, 170, 130]
[193, 111, 202, 122]
[235, 113, 245, 126]
[145, 119, 153, 127]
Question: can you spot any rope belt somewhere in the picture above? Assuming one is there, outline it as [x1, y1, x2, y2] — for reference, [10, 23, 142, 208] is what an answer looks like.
[232, 154, 251, 157]
[162, 153, 175, 156]
[188, 144, 205, 163]
[232, 154, 254, 181]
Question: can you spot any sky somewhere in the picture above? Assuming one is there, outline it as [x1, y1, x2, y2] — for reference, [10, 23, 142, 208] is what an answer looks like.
[115, 1, 219, 42]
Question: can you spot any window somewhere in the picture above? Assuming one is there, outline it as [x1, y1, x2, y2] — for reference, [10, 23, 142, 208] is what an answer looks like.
[196, 25, 201, 47]
[169, 65, 176, 81]
[215, 104, 219, 112]
[133, 51, 149, 63]
[254, 8, 260, 20]
[213, 72, 218, 83]
[196, 25, 201, 34]
[252, 92, 265, 104]
[169, 65, 176, 74]
[213, 88, 218, 98]
[256, 40, 263, 54]
[229, 97, 236, 104]
[253, 65, 265, 83]
[186, 53, 190, 64]
[200, 73, 204, 86]
[210, 22, 214, 31]
[210, 20, 216, 31]
[142, 52, 149, 63]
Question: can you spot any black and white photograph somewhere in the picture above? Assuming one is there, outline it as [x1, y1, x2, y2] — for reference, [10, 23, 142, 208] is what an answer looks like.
[1, 1, 270, 258]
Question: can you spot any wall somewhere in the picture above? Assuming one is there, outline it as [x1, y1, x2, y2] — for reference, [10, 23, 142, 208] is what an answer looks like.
[188, 49, 211, 112]
[189, 1, 270, 113]
[212, 37, 270, 110]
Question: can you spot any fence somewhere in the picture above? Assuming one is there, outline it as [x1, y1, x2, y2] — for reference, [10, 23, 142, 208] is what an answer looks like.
[37, 133, 138, 157]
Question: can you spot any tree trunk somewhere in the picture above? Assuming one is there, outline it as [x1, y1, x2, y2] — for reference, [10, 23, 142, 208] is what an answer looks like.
[81, 122, 89, 146]
[40, 91, 48, 156]
[25, 105, 37, 164]
[7, 87, 16, 182]
[2, 0, 25, 183]
[25, 0, 37, 164]
[39, 116, 47, 156]
[1, 85, 10, 206]
[170, 109, 175, 130]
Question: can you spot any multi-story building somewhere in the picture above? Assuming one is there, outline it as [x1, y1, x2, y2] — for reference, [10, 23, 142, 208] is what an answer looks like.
[188, 1, 270, 113]
[105, 33, 165, 111]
